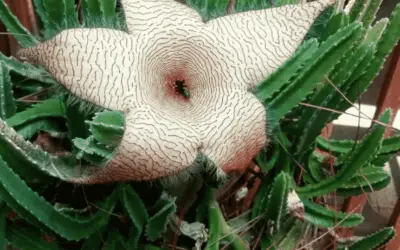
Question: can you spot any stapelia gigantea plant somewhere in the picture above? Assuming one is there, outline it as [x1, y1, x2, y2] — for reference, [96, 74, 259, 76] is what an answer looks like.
[0, 0, 399, 249]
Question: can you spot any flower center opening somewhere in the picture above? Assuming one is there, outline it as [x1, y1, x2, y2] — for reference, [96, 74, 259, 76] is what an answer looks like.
[174, 79, 190, 99]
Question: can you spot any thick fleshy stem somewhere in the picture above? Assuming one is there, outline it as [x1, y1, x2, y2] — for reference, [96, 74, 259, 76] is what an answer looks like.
[205, 188, 248, 250]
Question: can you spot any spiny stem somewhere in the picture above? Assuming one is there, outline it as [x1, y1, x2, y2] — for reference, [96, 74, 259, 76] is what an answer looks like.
[294, 204, 361, 250]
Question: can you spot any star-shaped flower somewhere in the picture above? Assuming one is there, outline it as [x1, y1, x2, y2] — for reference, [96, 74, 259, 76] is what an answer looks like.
[18, 0, 334, 183]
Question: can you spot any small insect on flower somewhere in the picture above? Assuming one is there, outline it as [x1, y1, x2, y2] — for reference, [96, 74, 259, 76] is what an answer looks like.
[175, 79, 190, 99]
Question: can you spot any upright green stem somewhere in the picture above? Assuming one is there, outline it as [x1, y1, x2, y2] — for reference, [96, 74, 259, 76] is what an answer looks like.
[204, 188, 248, 250]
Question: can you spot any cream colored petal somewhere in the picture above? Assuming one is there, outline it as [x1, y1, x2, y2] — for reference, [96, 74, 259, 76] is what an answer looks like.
[72, 104, 202, 183]
[121, 0, 203, 34]
[17, 28, 136, 111]
[206, 0, 336, 88]
[200, 91, 267, 174]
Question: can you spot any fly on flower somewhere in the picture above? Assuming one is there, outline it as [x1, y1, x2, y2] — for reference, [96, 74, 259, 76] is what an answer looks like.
[174, 80, 191, 99]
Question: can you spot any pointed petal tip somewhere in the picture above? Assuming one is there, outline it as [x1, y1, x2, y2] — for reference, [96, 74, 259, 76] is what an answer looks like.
[16, 47, 37, 64]
[306, 0, 337, 20]
[319, 0, 337, 7]
[318, 0, 336, 4]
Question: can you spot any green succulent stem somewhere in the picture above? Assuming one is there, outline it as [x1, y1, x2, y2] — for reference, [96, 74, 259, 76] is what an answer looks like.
[205, 188, 247, 250]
